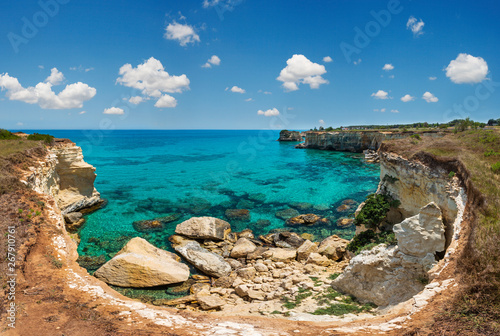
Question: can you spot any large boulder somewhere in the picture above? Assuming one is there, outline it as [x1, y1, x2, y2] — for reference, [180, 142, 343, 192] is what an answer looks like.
[393, 202, 445, 257]
[175, 240, 231, 278]
[273, 231, 304, 248]
[262, 248, 297, 262]
[230, 238, 257, 258]
[175, 217, 231, 240]
[94, 237, 189, 287]
[297, 240, 318, 261]
[317, 235, 349, 261]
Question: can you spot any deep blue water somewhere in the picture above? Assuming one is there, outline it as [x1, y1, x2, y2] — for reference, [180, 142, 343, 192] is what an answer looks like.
[29, 130, 380, 296]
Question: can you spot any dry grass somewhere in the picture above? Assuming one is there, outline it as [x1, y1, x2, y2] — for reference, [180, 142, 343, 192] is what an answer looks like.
[382, 128, 500, 335]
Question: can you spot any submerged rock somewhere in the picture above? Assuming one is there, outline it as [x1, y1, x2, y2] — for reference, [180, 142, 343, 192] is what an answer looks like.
[275, 208, 300, 220]
[289, 202, 313, 211]
[77, 254, 106, 270]
[286, 214, 328, 226]
[94, 237, 190, 287]
[337, 218, 355, 228]
[175, 216, 231, 241]
[225, 209, 251, 221]
[175, 240, 231, 278]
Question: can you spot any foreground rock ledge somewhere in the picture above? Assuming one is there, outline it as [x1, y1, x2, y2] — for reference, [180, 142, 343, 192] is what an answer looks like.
[94, 237, 190, 287]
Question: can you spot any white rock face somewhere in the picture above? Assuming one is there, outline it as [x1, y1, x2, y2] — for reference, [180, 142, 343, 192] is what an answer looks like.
[175, 240, 231, 278]
[94, 237, 190, 287]
[175, 217, 231, 241]
[393, 202, 445, 258]
[333, 202, 446, 307]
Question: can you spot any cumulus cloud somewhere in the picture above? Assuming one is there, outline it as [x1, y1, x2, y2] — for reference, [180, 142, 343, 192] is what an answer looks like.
[391, 109, 399, 113]
[257, 108, 280, 117]
[400, 94, 415, 102]
[129, 96, 144, 105]
[202, 55, 221, 68]
[230, 86, 245, 93]
[422, 92, 438, 103]
[382, 64, 394, 71]
[164, 21, 200, 46]
[445, 53, 488, 84]
[371, 90, 390, 100]
[116, 57, 189, 108]
[323, 56, 333, 63]
[407, 16, 424, 36]
[0, 71, 96, 109]
[155, 94, 177, 108]
[277, 54, 328, 91]
[45, 68, 65, 85]
[319, 119, 325, 125]
[429, 76, 437, 81]
[245, 98, 253, 102]
[103, 107, 124, 115]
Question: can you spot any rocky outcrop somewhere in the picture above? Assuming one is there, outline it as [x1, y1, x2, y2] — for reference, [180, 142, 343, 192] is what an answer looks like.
[333, 202, 447, 306]
[94, 237, 190, 287]
[24, 141, 101, 214]
[175, 217, 231, 241]
[317, 235, 349, 261]
[296, 131, 442, 153]
[174, 240, 232, 278]
[278, 130, 303, 141]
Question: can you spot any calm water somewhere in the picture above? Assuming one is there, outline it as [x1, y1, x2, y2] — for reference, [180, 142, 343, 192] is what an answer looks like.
[31, 130, 380, 300]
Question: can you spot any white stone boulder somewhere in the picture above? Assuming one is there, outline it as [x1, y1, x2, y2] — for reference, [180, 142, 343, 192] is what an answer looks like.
[175, 240, 231, 278]
[230, 238, 257, 258]
[175, 217, 231, 240]
[94, 237, 189, 287]
[317, 235, 349, 261]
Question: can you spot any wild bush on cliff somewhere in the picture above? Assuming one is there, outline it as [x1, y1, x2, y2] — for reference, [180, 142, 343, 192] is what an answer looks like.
[27, 133, 54, 145]
[354, 193, 400, 230]
[0, 129, 19, 140]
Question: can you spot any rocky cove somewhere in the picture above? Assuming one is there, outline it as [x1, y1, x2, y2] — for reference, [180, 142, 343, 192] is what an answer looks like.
[6, 134, 471, 335]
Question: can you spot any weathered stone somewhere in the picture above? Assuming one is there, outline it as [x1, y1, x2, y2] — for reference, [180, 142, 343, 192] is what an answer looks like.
[175, 217, 231, 241]
[247, 289, 266, 301]
[317, 235, 349, 261]
[190, 282, 211, 294]
[133, 213, 182, 233]
[275, 208, 300, 220]
[306, 252, 331, 267]
[196, 294, 225, 310]
[214, 274, 237, 288]
[94, 237, 189, 287]
[236, 199, 255, 209]
[393, 202, 445, 258]
[278, 130, 302, 141]
[235, 284, 249, 297]
[230, 238, 257, 258]
[273, 231, 304, 248]
[238, 229, 255, 239]
[258, 234, 274, 245]
[336, 204, 351, 212]
[64, 212, 83, 224]
[153, 295, 196, 306]
[286, 214, 321, 226]
[300, 233, 315, 241]
[254, 262, 268, 273]
[226, 258, 244, 270]
[175, 240, 231, 278]
[297, 240, 318, 261]
[246, 246, 269, 260]
[337, 218, 355, 228]
[262, 248, 297, 262]
[76, 254, 106, 270]
[237, 267, 256, 280]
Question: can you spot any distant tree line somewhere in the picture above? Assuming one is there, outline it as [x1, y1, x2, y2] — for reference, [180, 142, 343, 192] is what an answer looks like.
[309, 117, 499, 132]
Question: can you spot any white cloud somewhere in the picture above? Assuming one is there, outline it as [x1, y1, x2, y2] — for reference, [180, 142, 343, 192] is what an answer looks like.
[103, 107, 124, 115]
[381, 108, 386, 112]
[391, 109, 399, 113]
[45, 68, 65, 85]
[0, 72, 96, 109]
[445, 53, 488, 84]
[230, 86, 245, 93]
[407, 16, 425, 36]
[319, 119, 325, 125]
[382, 64, 394, 71]
[129, 96, 144, 105]
[353, 59, 362, 65]
[371, 90, 390, 100]
[154, 94, 177, 108]
[257, 108, 280, 117]
[69, 65, 94, 72]
[164, 21, 200, 47]
[429, 76, 437, 80]
[79, 111, 86, 115]
[323, 56, 333, 63]
[389, 75, 395, 79]
[277, 54, 328, 91]
[16, 122, 23, 126]
[116, 57, 189, 108]
[38, 65, 44, 69]
[202, 55, 221, 68]
[422, 91, 438, 103]
[202, 0, 239, 10]
[400, 94, 415, 102]
[245, 98, 253, 102]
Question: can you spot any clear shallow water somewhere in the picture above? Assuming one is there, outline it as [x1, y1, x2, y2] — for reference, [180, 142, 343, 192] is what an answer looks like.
[33, 130, 380, 299]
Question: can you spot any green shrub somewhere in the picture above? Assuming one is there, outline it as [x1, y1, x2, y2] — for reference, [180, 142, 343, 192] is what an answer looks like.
[448, 171, 456, 178]
[484, 150, 499, 157]
[0, 129, 19, 140]
[346, 230, 397, 254]
[411, 133, 421, 140]
[492, 162, 500, 175]
[27, 133, 54, 145]
[354, 193, 399, 230]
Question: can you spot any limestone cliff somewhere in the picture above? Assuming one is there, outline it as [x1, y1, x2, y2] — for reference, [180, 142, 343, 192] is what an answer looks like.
[296, 131, 443, 152]
[278, 130, 303, 141]
[22, 140, 101, 214]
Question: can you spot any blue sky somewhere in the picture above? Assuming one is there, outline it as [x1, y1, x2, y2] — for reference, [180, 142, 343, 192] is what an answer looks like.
[0, 0, 499, 130]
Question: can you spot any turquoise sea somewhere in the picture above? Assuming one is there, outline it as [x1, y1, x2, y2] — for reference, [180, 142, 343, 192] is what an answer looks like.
[32, 130, 380, 300]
